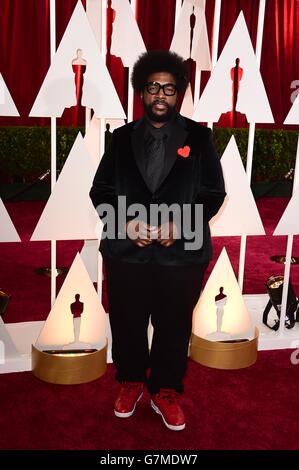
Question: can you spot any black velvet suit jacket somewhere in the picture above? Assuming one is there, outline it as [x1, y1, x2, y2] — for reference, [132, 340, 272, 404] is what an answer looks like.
[90, 114, 226, 266]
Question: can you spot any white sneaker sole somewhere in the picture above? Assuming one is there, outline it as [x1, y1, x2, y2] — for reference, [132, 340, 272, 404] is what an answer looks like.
[150, 400, 186, 431]
[114, 392, 143, 418]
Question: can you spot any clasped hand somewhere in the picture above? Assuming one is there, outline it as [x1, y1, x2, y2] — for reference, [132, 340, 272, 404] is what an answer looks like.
[125, 220, 179, 248]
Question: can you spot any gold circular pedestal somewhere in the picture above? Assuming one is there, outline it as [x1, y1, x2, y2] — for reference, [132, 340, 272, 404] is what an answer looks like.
[32, 344, 107, 384]
[190, 327, 259, 370]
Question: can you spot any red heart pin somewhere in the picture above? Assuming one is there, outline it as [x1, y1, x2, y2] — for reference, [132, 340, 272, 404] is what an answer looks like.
[177, 146, 190, 158]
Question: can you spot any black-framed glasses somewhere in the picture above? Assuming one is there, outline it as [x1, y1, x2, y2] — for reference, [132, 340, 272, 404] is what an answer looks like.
[145, 82, 177, 96]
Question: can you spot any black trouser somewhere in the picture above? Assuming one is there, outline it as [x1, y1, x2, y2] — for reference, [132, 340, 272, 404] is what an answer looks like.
[105, 258, 207, 394]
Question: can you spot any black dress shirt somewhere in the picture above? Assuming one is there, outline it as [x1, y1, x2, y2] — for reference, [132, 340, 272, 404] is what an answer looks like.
[143, 115, 175, 193]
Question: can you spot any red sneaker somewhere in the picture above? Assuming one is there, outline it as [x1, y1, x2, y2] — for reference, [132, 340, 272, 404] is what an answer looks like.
[114, 381, 144, 418]
[151, 388, 186, 431]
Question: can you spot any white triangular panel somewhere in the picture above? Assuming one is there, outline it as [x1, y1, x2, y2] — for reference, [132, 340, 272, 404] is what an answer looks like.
[284, 93, 299, 125]
[36, 253, 107, 349]
[210, 137, 265, 236]
[110, 0, 146, 67]
[82, 115, 106, 282]
[80, 240, 99, 282]
[273, 185, 299, 235]
[31, 133, 98, 241]
[86, 0, 102, 46]
[190, 2, 211, 71]
[0, 73, 19, 116]
[0, 199, 21, 242]
[84, 114, 101, 165]
[0, 317, 20, 365]
[30, 1, 125, 118]
[105, 119, 126, 132]
[186, 0, 206, 5]
[180, 83, 194, 118]
[193, 248, 253, 339]
[170, 1, 211, 71]
[193, 12, 274, 123]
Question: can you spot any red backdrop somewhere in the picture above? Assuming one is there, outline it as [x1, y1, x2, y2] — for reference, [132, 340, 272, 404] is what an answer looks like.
[0, 0, 298, 129]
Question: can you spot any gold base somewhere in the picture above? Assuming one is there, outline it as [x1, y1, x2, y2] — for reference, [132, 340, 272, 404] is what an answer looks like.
[31, 344, 107, 384]
[190, 327, 259, 370]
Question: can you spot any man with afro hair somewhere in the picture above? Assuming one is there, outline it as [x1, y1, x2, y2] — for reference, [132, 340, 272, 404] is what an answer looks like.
[90, 50, 225, 431]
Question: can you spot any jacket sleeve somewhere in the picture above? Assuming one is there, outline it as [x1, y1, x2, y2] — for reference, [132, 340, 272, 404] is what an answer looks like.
[89, 132, 134, 236]
[196, 128, 226, 222]
[89, 132, 118, 216]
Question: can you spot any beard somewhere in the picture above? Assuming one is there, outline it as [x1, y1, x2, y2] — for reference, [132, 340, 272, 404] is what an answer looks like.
[142, 98, 176, 123]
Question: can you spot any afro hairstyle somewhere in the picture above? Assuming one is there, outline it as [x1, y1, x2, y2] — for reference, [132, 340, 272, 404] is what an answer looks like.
[131, 50, 189, 94]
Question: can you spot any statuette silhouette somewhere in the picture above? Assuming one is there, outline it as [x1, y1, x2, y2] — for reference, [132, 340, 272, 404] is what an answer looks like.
[63, 293, 91, 349]
[72, 49, 87, 106]
[205, 287, 232, 341]
[71, 293, 84, 343]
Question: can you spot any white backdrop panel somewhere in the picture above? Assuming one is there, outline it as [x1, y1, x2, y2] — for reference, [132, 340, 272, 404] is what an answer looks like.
[84, 114, 101, 165]
[30, 1, 125, 118]
[210, 136, 265, 236]
[193, 248, 253, 339]
[0, 199, 21, 242]
[193, 12, 274, 123]
[105, 119, 126, 132]
[180, 83, 194, 119]
[0, 73, 19, 116]
[284, 93, 299, 125]
[273, 184, 299, 235]
[110, 0, 146, 67]
[31, 133, 99, 241]
[170, 0, 211, 71]
[0, 318, 20, 367]
[36, 253, 107, 349]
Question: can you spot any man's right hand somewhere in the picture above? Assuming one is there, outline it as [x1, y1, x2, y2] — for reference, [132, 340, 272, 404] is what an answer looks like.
[125, 220, 158, 248]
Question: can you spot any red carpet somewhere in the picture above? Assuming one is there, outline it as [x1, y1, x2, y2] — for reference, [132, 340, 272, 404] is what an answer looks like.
[1, 353, 299, 450]
[1, 198, 299, 450]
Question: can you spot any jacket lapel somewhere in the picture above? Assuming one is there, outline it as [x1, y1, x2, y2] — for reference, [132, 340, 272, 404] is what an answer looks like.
[157, 115, 188, 190]
[131, 118, 152, 191]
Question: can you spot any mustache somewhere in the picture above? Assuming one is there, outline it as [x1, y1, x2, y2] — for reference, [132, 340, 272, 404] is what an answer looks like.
[152, 99, 169, 107]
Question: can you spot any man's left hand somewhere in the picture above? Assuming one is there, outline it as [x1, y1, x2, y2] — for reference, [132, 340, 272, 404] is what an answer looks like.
[156, 221, 179, 247]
